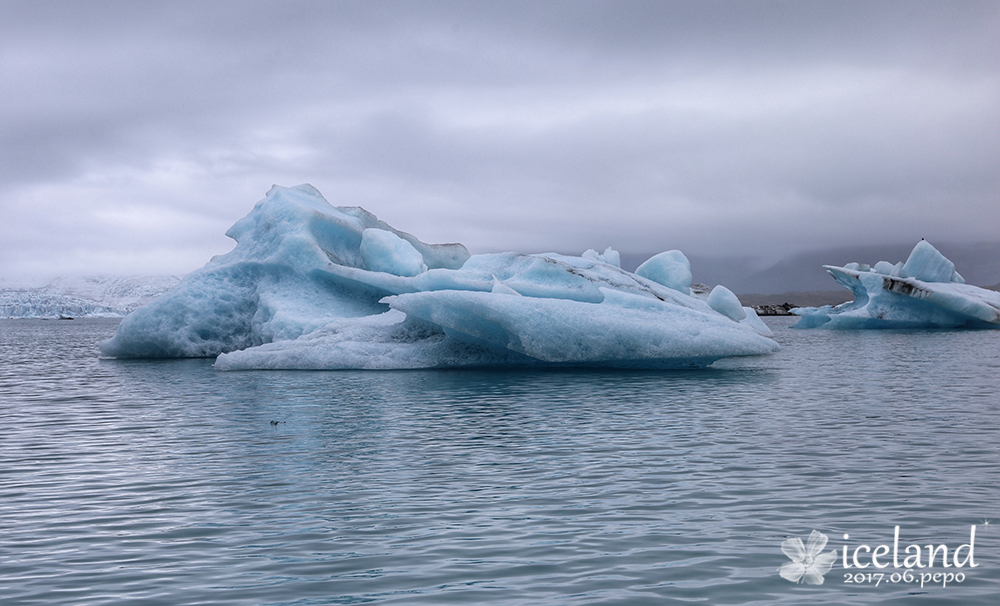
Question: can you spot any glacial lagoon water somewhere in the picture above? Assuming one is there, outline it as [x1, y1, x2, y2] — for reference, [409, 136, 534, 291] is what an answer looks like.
[1, 317, 998, 605]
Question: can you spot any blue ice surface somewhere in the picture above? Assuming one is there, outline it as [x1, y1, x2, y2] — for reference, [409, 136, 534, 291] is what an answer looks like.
[707, 285, 746, 322]
[635, 249, 692, 294]
[99, 184, 778, 368]
[793, 240, 1000, 329]
[360, 228, 428, 277]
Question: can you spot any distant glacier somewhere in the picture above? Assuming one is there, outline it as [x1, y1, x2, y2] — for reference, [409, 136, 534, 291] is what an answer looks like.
[0, 276, 180, 319]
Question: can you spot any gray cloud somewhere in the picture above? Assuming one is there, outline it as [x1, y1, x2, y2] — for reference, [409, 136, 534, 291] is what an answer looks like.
[2, 0, 998, 279]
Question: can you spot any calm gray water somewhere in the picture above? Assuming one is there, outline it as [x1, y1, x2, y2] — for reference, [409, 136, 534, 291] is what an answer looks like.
[1, 317, 998, 605]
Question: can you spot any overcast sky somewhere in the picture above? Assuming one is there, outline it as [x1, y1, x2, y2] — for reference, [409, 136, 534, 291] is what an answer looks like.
[2, 0, 998, 281]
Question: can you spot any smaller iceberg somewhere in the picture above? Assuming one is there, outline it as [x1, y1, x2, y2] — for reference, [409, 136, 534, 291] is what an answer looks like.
[792, 240, 1000, 329]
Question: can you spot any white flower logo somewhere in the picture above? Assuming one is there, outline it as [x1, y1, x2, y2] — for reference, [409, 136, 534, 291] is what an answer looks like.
[779, 530, 838, 584]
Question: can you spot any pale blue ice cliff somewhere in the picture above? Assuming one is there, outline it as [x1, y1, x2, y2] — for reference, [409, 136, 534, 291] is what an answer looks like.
[100, 185, 778, 368]
[793, 240, 1000, 329]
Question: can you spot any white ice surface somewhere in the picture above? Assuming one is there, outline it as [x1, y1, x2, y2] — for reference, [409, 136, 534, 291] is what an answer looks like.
[582, 247, 621, 268]
[101, 184, 778, 368]
[738, 307, 773, 337]
[793, 240, 1000, 329]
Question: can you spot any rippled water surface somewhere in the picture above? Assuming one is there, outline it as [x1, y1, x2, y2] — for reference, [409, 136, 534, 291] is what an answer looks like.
[2, 318, 999, 605]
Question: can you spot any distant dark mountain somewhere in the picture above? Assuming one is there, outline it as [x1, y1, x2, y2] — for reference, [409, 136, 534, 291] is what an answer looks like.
[686, 255, 770, 292]
[619, 252, 765, 285]
[625, 241, 1000, 295]
[736, 291, 851, 308]
[934, 242, 1000, 287]
[733, 244, 919, 294]
[617, 253, 651, 273]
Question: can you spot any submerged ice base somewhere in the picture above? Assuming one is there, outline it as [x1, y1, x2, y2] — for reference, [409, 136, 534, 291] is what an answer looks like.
[100, 184, 778, 369]
[793, 240, 1000, 329]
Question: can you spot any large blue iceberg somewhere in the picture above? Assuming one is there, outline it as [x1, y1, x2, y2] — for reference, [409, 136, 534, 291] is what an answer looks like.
[100, 185, 778, 369]
[793, 240, 1000, 329]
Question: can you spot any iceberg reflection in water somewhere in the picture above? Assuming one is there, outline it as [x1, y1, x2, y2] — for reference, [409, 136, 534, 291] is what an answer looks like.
[3, 317, 1000, 605]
